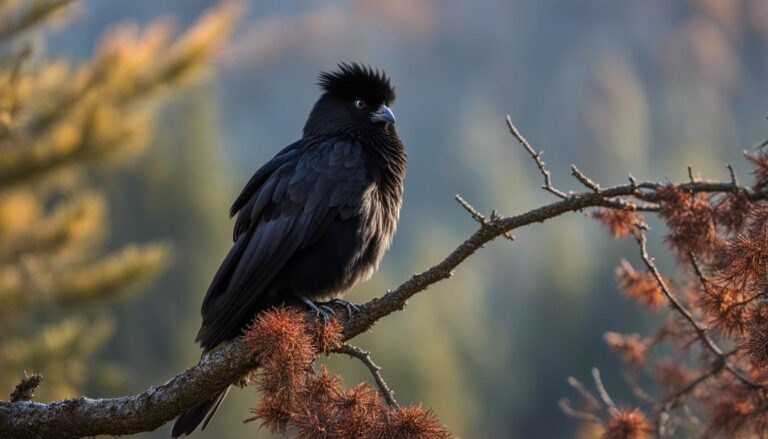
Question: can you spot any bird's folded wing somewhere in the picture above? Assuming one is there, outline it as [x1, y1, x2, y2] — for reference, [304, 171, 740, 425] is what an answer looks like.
[196, 138, 368, 348]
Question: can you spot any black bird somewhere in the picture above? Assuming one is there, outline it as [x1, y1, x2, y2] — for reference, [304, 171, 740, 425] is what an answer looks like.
[171, 63, 406, 437]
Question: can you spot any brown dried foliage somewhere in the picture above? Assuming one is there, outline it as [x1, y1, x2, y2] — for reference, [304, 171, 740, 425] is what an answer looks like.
[697, 206, 768, 336]
[603, 408, 651, 439]
[700, 377, 761, 437]
[593, 208, 645, 238]
[713, 193, 752, 232]
[615, 260, 665, 310]
[697, 281, 751, 335]
[382, 406, 451, 439]
[742, 306, 768, 369]
[243, 307, 451, 439]
[747, 151, 768, 192]
[604, 332, 647, 369]
[651, 358, 695, 392]
[582, 150, 768, 437]
[656, 185, 722, 259]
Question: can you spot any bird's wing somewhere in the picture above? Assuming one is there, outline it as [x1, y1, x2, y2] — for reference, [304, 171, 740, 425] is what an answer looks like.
[229, 140, 303, 241]
[196, 138, 368, 348]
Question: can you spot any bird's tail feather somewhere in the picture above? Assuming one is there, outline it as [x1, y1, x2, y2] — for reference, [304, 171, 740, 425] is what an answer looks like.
[170, 386, 230, 438]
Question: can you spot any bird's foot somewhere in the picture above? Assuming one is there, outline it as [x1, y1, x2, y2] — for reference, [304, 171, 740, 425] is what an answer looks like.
[300, 296, 336, 321]
[327, 298, 361, 318]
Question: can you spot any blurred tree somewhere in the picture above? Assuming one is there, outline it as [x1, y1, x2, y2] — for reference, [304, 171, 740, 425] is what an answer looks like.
[0, 0, 234, 400]
[135, 87, 240, 439]
[100, 87, 240, 439]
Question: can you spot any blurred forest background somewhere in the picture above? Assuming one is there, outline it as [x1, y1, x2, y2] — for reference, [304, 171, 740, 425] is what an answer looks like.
[3, 1, 768, 438]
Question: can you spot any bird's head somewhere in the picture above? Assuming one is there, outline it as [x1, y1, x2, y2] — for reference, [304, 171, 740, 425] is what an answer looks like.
[303, 63, 396, 137]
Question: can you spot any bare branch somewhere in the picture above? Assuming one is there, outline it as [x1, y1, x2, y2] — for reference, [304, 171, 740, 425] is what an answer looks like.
[454, 194, 486, 224]
[571, 165, 600, 192]
[559, 398, 603, 425]
[454, 194, 514, 241]
[687, 166, 697, 185]
[1, 337, 257, 438]
[566, 376, 601, 410]
[688, 251, 715, 299]
[334, 344, 398, 408]
[622, 372, 657, 406]
[726, 162, 740, 192]
[634, 231, 762, 389]
[506, 115, 568, 198]
[591, 367, 618, 415]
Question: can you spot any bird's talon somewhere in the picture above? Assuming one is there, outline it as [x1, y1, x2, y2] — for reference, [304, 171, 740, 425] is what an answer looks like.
[301, 296, 332, 321]
[329, 299, 360, 318]
[319, 305, 336, 317]
[301, 296, 360, 320]
[313, 308, 330, 322]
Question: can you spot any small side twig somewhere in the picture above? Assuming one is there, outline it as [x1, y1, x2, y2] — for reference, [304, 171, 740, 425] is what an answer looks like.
[335, 344, 398, 408]
[635, 231, 762, 389]
[454, 194, 486, 224]
[454, 194, 514, 241]
[10, 372, 42, 403]
[687, 167, 697, 185]
[559, 398, 603, 424]
[688, 252, 714, 299]
[566, 376, 600, 410]
[591, 367, 618, 415]
[505, 115, 567, 198]
[622, 371, 657, 405]
[571, 165, 600, 192]
[726, 163, 740, 194]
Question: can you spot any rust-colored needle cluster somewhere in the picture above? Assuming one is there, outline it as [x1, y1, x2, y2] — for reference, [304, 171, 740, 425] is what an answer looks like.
[243, 307, 451, 439]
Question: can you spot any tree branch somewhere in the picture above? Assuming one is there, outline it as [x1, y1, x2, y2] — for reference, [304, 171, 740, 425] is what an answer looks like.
[2, 117, 766, 438]
[506, 114, 568, 198]
[633, 231, 761, 389]
[591, 367, 618, 416]
[334, 344, 398, 408]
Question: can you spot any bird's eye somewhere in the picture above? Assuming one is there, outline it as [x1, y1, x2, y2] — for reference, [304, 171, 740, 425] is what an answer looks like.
[353, 99, 367, 110]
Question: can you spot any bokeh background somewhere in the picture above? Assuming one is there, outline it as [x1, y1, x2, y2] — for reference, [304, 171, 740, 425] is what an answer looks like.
[4, 0, 768, 437]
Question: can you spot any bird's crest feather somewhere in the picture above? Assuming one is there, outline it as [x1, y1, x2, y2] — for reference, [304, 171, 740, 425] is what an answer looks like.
[318, 62, 395, 104]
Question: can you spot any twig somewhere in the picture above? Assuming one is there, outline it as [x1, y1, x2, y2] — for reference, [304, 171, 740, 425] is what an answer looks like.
[334, 344, 398, 408]
[559, 398, 603, 424]
[657, 409, 672, 438]
[656, 360, 727, 437]
[726, 163, 740, 193]
[681, 404, 701, 427]
[688, 252, 715, 299]
[634, 231, 761, 389]
[454, 194, 514, 241]
[454, 194, 486, 224]
[571, 165, 600, 192]
[622, 372, 657, 405]
[505, 115, 568, 198]
[665, 366, 721, 410]
[591, 368, 618, 415]
[567, 376, 600, 410]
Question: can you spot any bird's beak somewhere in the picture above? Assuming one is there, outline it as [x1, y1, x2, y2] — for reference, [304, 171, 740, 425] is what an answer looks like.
[370, 104, 396, 124]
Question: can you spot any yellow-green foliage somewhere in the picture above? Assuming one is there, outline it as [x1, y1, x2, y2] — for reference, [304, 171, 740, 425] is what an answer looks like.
[0, 1, 235, 400]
